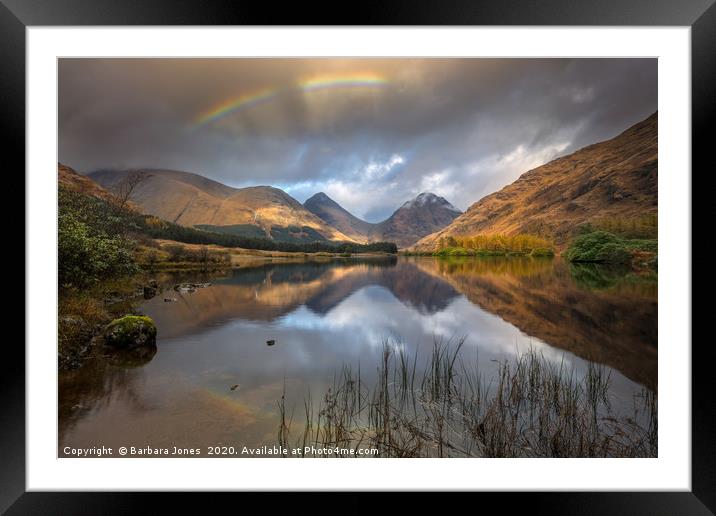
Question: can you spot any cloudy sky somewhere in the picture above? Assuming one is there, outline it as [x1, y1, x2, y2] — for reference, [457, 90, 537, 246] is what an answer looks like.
[59, 58, 657, 222]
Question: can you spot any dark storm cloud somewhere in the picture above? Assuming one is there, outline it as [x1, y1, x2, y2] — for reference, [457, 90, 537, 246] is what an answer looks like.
[58, 58, 657, 222]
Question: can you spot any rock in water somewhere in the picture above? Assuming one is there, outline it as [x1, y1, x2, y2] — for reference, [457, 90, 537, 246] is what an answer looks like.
[104, 316, 157, 349]
[143, 285, 157, 299]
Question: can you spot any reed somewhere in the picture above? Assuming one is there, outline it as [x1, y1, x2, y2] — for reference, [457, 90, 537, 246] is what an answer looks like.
[277, 339, 657, 458]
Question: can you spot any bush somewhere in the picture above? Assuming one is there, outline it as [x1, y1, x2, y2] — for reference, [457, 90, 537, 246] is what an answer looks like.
[565, 230, 656, 267]
[594, 242, 632, 264]
[58, 211, 137, 288]
[564, 231, 621, 262]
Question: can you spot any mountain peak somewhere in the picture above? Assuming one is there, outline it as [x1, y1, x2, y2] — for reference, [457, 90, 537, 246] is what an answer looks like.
[304, 192, 374, 243]
[306, 191, 334, 203]
[402, 192, 461, 212]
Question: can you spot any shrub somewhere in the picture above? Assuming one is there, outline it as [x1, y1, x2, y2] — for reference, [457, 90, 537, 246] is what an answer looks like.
[594, 242, 632, 264]
[564, 231, 621, 263]
[58, 211, 137, 288]
[565, 230, 656, 267]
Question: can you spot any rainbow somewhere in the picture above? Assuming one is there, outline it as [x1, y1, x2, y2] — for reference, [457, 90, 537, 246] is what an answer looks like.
[298, 72, 388, 92]
[194, 87, 278, 126]
[194, 72, 388, 127]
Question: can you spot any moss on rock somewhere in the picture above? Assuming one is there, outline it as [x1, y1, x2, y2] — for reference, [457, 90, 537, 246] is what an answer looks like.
[103, 315, 157, 349]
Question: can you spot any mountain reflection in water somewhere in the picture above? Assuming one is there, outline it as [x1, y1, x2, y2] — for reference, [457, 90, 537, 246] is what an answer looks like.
[59, 256, 656, 456]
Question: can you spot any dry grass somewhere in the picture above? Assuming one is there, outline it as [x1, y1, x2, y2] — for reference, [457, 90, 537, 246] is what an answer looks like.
[58, 294, 110, 368]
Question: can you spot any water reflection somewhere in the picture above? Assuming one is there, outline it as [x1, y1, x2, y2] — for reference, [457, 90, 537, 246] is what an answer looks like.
[59, 256, 656, 455]
[412, 257, 657, 389]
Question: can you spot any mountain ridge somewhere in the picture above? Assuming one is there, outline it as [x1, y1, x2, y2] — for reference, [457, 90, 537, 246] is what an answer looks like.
[304, 191, 462, 248]
[409, 112, 658, 252]
[88, 168, 356, 244]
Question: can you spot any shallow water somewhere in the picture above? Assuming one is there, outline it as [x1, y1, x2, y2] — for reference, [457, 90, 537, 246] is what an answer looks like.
[58, 256, 657, 457]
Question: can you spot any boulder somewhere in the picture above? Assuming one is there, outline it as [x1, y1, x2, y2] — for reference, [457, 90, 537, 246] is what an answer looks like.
[173, 282, 211, 292]
[103, 315, 157, 349]
[143, 285, 157, 299]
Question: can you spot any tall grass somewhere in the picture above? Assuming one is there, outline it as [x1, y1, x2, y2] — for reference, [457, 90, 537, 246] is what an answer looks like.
[277, 339, 657, 458]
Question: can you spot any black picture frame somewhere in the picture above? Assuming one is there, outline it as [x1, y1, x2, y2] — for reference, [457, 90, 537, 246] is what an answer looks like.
[5, 0, 710, 512]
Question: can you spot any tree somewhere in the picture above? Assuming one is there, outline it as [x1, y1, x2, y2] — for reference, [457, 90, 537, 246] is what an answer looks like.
[111, 171, 152, 209]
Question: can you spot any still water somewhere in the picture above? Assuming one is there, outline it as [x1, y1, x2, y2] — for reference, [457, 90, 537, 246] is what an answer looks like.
[59, 257, 657, 456]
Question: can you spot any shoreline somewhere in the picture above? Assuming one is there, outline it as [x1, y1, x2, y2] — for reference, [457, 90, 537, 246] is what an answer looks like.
[150, 238, 396, 268]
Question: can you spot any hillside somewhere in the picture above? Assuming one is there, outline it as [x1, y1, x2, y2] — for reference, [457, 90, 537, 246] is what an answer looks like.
[88, 169, 355, 244]
[59, 163, 119, 203]
[305, 191, 461, 248]
[410, 112, 658, 252]
[304, 192, 374, 243]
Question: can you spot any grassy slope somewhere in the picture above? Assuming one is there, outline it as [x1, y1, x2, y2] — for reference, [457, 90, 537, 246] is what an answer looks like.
[88, 168, 357, 242]
[410, 113, 658, 253]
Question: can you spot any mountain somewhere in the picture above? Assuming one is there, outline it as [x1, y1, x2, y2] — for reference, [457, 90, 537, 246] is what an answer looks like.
[305, 191, 461, 248]
[88, 169, 355, 243]
[370, 193, 462, 248]
[410, 112, 658, 252]
[304, 192, 374, 243]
